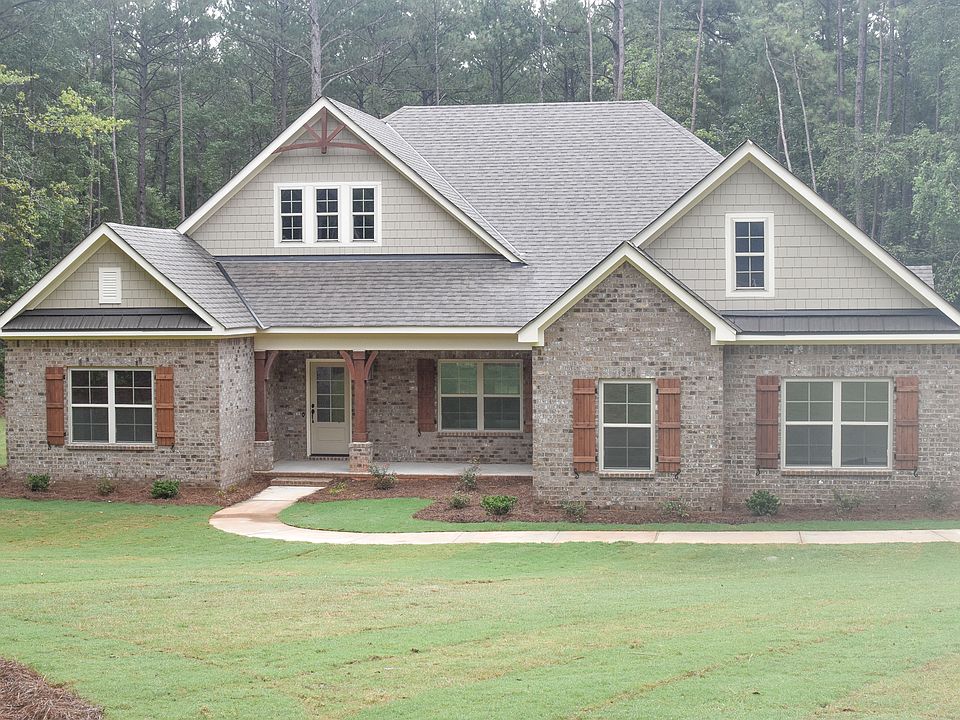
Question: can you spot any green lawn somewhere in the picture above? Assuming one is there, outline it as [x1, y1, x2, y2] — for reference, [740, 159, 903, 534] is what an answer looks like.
[280, 496, 960, 533]
[2, 498, 960, 719]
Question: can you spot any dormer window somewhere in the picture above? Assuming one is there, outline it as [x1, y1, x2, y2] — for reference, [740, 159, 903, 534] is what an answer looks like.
[725, 213, 774, 297]
[275, 183, 379, 246]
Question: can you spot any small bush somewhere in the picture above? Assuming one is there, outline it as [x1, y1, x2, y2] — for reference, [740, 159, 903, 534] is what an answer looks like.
[26, 474, 50, 492]
[660, 499, 690, 520]
[370, 464, 398, 491]
[832, 490, 862, 518]
[150, 479, 180, 499]
[458, 464, 480, 491]
[481, 494, 517, 517]
[327, 480, 348, 495]
[922, 481, 952, 514]
[746, 490, 781, 516]
[96, 478, 116, 496]
[448, 492, 470, 510]
[560, 500, 587, 522]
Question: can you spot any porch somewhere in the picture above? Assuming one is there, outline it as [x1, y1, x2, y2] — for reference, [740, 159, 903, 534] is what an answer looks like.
[251, 348, 534, 475]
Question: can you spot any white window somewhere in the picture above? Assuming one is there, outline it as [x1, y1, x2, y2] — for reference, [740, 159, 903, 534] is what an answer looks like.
[783, 379, 891, 469]
[69, 369, 154, 444]
[726, 213, 774, 297]
[600, 380, 654, 471]
[275, 183, 380, 246]
[98, 267, 122, 304]
[438, 360, 522, 431]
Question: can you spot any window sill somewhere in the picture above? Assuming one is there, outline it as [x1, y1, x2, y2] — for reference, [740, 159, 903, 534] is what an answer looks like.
[66, 443, 157, 452]
[436, 430, 527, 438]
[781, 468, 892, 476]
[597, 471, 656, 480]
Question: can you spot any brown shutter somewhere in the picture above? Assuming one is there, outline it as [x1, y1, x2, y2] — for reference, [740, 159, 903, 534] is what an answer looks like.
[572, 379, 596, 472]
[656, 378, 681, 473]
[155, 366, 175, 447]
[45, 366, 65, 446]
[522, 355, 533, 433]
[416, 359, 437, 433]
[894, 376, 919, 470]
[756, 375, 780, 469]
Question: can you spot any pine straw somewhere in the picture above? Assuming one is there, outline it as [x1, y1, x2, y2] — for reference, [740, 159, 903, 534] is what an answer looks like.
[0, 659, 102, 720]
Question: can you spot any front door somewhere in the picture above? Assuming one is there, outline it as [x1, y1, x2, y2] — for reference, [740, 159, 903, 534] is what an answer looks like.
[308, 361, 351, 455]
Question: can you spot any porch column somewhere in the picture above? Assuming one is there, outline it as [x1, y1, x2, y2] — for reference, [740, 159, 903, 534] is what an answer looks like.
[253, 350, 278, 472]
[340, 350, 378, 472]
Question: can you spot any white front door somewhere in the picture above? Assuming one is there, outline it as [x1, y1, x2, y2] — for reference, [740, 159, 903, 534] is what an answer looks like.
[308, 361, 351, 455]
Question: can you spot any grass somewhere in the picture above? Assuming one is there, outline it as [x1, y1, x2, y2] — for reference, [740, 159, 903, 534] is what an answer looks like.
[279, 496, 960, 533]
[2, 499, 960, 720]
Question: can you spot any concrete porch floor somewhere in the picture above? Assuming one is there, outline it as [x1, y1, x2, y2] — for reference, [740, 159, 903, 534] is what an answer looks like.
[267, 459, 533, 479]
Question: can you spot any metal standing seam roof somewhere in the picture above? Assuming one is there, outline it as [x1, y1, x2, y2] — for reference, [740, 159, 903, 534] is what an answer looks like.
[723, 309, 960, 335]
[4, 308, 211, 332]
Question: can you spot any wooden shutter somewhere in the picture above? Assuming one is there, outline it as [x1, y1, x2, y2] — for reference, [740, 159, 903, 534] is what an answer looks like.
[522, 355, 533, 433]
[656, 378, 681, 473]
[416, 359, 437, 433]
[45, 366, 65, 446]
[894, 376, 919, 470]
[155, 366, 175, 447]
[756, 375, 780, 469]
[572, 379, 596, 472]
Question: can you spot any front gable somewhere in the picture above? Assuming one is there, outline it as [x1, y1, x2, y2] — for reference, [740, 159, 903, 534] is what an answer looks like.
[183, 99, 519, 260]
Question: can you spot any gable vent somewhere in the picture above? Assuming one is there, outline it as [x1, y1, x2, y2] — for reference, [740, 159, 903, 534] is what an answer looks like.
[98, 267, 122, 304]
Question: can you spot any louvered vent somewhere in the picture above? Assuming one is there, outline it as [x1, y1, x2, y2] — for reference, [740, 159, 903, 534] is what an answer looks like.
[98, 267, 122, 304]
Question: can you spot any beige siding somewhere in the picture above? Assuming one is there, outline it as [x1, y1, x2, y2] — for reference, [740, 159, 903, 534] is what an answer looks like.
[35, 244, 184, 309]
[190, 127, 492, 256]
[646, 161, 925, 310]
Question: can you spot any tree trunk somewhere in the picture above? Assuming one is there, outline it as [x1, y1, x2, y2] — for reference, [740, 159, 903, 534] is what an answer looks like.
[793, 52, 816, 191]
[612, 0, 625, 101]
[434, 0, 441, 105]
[654, 0, 663, 107]
[586, 1, 593, 102]
[854, 0, 867, 228]
[109, 4, 123, 223]
[690, 0, 705, 132]
[537, 2, 545, 103]
[309, 0, 323, 101]
[136, 45, 148, 225]
[765, 37, 791, 172]
[177, 35, 186, 222]
[836, 0, 845, 127]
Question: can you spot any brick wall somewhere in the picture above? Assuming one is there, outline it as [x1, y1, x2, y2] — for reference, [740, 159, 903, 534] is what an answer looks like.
[533, 264, 725, 510]
[724, 344, 960, 508]
[267, 350, 532, 464]
[5, 338, 253, 488]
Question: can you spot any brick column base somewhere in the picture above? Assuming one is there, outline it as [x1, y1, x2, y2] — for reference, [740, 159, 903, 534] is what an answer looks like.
[349, 442, 374, 473]
[253, 440, 275, 472]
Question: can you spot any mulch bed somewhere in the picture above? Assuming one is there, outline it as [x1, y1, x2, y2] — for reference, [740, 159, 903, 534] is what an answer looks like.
[298, 475, 959, 525]
[0, 658, 102, 720]
[0, 472, 270, 507]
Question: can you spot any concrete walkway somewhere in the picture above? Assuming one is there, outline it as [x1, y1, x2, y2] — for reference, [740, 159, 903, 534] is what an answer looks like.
[210, 486, 960, 546]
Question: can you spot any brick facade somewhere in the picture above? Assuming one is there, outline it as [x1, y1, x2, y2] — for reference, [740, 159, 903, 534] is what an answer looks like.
[533, 264, 726, 510]
[267, 350, 532, 464]
[5, 337, 254, 488]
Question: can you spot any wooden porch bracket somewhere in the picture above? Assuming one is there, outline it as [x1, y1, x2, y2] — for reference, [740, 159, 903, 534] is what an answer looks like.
[340, 350, 379, 443]
[254, 350, 280, 442]
[273, 107, 373, 155]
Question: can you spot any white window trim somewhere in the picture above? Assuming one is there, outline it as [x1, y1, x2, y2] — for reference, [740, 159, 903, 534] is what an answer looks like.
[67, 368, 156, 446]
[274, 182, 382, 247]
[725, 212, 775, 298]
[437, 359, 523, 433]
[782, 378, 893, 470]
[599, 379, 656, 472]
[98, 266, 122, 304]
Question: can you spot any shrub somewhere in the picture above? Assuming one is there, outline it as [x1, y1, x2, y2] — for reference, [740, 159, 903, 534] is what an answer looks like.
[26, 474, 50, 492]
[458, 464, 480, 491]
[150, 479, 180, 499]
[746, 490, 781, 516]
[481, 494, 517, 517]
[370, 464, 398, 491]
[560, 500, 587, 522]
[327, 480, 348, 495]
[660, 499, 690, 520]
[96, 478, 116, 496]
[832, 490, 862, 518]
[448, 492, 470, 510]
[922, 481, 952, 514]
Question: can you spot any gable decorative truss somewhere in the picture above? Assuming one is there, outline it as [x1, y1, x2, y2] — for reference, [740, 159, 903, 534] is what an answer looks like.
[0, 224, 234, 338]
[179, 97, 523, 263]
[273, 106, 373, 155]
[630, 140, 960, 329]
[518, 242, 739, 346]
